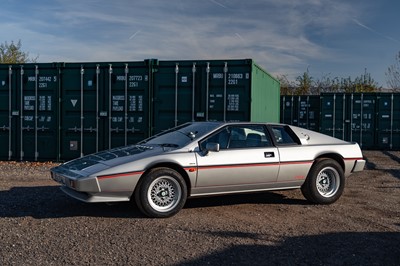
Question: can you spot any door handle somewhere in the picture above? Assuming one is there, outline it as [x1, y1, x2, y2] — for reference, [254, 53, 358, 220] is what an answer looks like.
[264, 152, 275, 158]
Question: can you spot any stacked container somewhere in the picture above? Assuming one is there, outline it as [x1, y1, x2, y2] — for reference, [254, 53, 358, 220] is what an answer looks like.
[0, 59, 280, 161]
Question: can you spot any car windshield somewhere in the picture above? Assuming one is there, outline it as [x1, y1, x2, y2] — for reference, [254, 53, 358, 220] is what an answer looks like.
[141, 122, 222, 147]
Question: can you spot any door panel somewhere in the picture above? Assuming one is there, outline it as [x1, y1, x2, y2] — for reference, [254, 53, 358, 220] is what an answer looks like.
[195, 147, 280, 188]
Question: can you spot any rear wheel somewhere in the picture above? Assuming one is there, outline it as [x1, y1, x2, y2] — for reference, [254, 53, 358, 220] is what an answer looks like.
[135, 168, 187, 218]
[301, 159, 344, 204]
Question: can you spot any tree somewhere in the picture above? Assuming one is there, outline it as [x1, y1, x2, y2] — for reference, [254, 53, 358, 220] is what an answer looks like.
[0, 40, 38, 64]
[276, 74, 293, 95]
[294, 70, 313, 95]
[386, 51, 400, 92]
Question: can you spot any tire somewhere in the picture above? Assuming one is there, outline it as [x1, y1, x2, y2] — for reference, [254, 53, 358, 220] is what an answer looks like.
[135, 167, 187, 218]
[301, 159, 344, 204]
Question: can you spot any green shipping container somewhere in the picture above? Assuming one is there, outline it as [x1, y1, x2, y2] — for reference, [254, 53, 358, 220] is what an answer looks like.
[0, 65, 18, 160]
[1, 59, 279, 161]
[151, 59, 279, 134]
[280, 95, 320, 131]
[320, 93, 376, 149]
[59, 61, 151, 160]
[376, 93, 400, 150]
[0, 64, 60, 161]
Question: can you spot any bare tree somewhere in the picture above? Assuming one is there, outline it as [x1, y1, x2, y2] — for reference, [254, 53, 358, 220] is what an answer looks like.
[276, 74, 293, 95]
[0, 40, 38, 63]
[386, 51, 400, 92]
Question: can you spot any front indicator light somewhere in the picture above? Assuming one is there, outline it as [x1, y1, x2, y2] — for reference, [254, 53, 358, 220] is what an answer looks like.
[69, 180, 76, 188]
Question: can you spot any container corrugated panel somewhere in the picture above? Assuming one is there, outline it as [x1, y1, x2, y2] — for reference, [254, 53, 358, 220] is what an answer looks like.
[376, 93, 400, 150]
[16, 63, 59, 161]
[280, 95, 320, 131]
[0, 65, 17, 160]
[152, 59, 280, 134]
[250, 62, 280, 123]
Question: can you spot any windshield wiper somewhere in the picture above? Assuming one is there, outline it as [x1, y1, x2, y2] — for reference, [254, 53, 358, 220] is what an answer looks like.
[177, 130, 197, 140]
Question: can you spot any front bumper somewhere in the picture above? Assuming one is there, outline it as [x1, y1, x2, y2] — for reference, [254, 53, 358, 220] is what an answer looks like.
[60, 186, 130, 203]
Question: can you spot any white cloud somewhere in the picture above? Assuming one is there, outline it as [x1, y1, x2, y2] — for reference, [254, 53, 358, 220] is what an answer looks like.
[0, 0, 394, 85]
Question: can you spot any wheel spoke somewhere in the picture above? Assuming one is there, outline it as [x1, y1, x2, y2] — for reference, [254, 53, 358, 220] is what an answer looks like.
[147, 176, 182, 212]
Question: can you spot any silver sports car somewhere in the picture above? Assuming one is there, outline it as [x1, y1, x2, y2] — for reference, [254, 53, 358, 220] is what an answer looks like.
[51, 122, 365, 218]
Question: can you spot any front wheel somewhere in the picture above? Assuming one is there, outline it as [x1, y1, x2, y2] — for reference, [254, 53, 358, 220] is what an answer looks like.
[135, 168, 187, 218]
[301, 159, 344, 204]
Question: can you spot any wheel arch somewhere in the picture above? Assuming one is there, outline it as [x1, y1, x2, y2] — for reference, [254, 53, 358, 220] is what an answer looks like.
[314, 153, 345, 172]
[138, 162, 192, 196]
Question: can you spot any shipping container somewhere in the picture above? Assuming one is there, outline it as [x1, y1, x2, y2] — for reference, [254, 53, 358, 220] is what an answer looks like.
[104, 61, 151, 148]
[320, 93, 347, 140]
[320, 93, 377, 149]
[59, 61, 152, 160]
[348, 93, 376, 149]
[1, 59, 279, 162]
[0, 64, 61, 161]
[281, 95, 320, 131]
[376, 93, 400, 150]
[152, 59, 280, 134]
[0, 65, 17, 160]
[282, 93, 400, 150]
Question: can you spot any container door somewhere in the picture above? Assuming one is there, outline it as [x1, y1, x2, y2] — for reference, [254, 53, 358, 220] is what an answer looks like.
[152, 61, 198, 134]
[16, 64, 59, 161]
[59, 63, 104, 160]
[105, 62, 150, 149]
[348, 93, 376, 149]
[298, 95, 320, 131]
[281, 96, 298, 125]
[320, 93, 347, 140]
[376, 93, 400, 150]
[206, 60, 251, 122]
[0, 65, 18, 160]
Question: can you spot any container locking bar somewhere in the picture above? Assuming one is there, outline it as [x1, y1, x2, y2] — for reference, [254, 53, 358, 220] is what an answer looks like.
[8, 66, 12, 160]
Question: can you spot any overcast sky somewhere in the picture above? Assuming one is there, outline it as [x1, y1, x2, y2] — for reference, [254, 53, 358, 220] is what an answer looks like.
[1, 0, 399, 87]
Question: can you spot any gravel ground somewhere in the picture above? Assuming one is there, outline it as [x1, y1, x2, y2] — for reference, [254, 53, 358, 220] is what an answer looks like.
[0, 150, 399, 266]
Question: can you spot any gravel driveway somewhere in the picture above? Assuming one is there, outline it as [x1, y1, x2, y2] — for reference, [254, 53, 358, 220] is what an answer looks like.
[0, 151, 399, 265]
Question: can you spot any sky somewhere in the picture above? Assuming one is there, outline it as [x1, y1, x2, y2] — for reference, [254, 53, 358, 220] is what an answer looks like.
[1, 0, 399, 88]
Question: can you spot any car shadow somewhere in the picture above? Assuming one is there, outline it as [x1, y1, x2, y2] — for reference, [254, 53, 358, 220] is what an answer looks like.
[185, 191, 307, 209]
[174, 231, 400, 265]
[364, 151, 400, 180]
[0, 186, 145, 219]
[0, 186, 307, 219]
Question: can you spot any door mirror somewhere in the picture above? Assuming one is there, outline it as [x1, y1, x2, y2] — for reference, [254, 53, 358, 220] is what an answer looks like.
[205, 143, 220, 153]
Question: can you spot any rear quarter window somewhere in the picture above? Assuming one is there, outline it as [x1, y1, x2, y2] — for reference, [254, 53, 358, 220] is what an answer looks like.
[270, 126, 300, 145]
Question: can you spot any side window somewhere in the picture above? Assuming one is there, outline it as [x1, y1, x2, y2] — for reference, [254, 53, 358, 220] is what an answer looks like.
[200, 125, 272, 150]
[271, 126, 300, 145]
